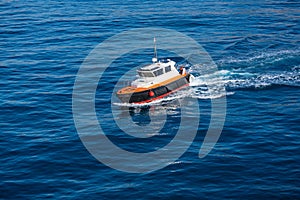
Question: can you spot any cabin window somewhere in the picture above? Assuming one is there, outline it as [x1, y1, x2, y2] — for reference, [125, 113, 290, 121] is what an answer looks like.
[153, 69, 164, 77]
[165, 66, 171, 73]
[138, 71, 154, 77]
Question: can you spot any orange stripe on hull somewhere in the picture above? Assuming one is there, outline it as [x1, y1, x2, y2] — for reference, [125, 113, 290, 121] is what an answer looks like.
[117, 74, 187, 95]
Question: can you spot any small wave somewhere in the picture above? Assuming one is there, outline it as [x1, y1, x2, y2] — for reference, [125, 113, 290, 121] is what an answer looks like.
[218, 49, 300, 65]
[214, 70, 300, 90]
[292, 65, 300, 71]
[190, 91, 233, 99]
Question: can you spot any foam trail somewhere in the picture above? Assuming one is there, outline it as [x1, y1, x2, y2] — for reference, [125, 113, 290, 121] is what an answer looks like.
[114, 50, 300, 107]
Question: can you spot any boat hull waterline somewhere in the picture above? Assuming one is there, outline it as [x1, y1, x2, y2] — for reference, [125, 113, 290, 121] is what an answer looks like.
[117, 73, 192, 104]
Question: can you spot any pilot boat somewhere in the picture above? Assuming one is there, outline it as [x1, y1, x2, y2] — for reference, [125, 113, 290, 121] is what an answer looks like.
[117, 39, 195, 104]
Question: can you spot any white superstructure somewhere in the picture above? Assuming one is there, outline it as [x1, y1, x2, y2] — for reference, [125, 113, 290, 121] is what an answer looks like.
[131, 59, 180, 88]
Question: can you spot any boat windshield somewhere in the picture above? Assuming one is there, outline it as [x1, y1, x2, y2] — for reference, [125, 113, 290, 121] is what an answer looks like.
[153, 68, 164, 77]
[138, 71, 154, 77]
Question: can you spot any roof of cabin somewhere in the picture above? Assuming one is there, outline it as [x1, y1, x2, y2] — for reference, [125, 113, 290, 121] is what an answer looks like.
[139, 62, 169, 72]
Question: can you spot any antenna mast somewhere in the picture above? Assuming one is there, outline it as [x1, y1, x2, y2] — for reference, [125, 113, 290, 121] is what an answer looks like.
[152, 37, 158, 63]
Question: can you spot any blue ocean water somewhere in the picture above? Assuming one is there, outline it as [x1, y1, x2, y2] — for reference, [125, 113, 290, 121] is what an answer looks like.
[1, 0, 300, 199]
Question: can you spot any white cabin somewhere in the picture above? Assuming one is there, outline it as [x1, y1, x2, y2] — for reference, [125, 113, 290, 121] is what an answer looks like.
[131, 59, 180, 88]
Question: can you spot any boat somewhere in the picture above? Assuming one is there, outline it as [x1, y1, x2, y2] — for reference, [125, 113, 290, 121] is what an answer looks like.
[116, 38, 195, 104]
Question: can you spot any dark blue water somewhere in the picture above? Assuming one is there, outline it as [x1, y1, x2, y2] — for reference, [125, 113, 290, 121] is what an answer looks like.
[1, 0, 300, 199]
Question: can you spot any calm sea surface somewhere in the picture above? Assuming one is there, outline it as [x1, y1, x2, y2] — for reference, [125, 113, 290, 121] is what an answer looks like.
[1, 0, 300, 199]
